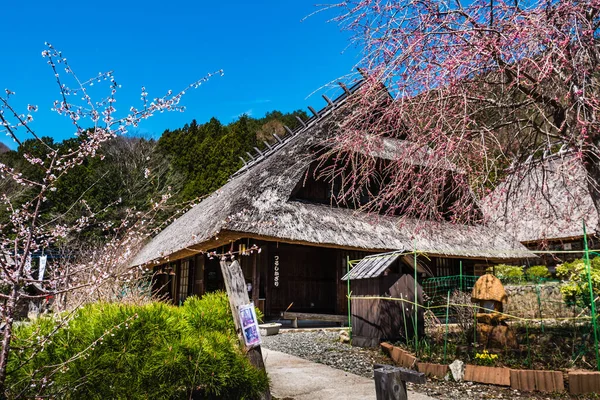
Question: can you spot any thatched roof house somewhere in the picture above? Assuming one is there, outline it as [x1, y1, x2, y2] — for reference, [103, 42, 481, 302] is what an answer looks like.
[133, 80, 534, 316]
[133, 127, 531, 266]
[482, 155, 597, 257]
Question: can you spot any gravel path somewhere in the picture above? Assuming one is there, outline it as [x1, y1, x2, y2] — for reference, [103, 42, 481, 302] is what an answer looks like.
[262, 330, 388, 378]
[262, 330, 582, 400]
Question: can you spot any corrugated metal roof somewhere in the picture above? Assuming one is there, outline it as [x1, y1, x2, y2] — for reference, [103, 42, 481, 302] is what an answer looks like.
[342, 251, 404, 280]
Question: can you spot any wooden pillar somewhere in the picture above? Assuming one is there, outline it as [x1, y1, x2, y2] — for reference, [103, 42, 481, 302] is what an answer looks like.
[336, 251, 345, 315]
[174, 259, 181, 304]
[252, 252, 260, 306]
[263, 243, 271, 317]
[195, 254, 205, 296]
[220, 259, 271, 400]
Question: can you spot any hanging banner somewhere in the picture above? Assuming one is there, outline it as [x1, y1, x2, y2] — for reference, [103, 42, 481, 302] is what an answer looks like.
[39, 255, 47, 281]
[273, 254, 280, 288]
[238, 303, 261, 348]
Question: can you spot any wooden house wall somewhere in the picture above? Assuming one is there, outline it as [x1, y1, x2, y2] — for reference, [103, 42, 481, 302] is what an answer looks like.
[264, 242, 337, 315]
[151, 240, 492, 318]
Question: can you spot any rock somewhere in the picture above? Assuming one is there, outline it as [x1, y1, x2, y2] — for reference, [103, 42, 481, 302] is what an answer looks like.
[450, 359, 465, 382]
[476, 323, 519, 349]
[339, 330, 350, 343]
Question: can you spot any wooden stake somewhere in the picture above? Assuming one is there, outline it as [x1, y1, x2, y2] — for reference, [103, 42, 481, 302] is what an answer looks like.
[373, 364, 425, 400]
[220, 259, 271, 400]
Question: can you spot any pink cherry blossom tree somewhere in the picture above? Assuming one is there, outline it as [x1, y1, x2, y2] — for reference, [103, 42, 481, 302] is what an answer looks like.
[0, 43, 220, 391]
[320, 0, 600, 227]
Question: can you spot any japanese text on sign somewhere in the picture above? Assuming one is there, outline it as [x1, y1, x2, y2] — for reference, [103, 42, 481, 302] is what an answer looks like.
[274, 255, 280, 287]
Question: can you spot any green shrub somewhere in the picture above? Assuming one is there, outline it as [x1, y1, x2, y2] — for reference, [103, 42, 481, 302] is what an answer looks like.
[493, 264, 524, 284]
[556, 257, 600, 308]
[7, 294, 268, 399]
[182, 292, 236, 334]
[525, 265, 550, 282]
[182, 292, 263, 332]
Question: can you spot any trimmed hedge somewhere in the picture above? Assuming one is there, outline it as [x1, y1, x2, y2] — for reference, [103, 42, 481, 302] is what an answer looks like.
[525, 265, 550, 282]
[494, 264, 524, 284]
[7, 292, 268, 399]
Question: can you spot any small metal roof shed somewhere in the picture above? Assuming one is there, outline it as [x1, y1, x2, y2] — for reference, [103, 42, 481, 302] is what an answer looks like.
[341, 250, 433, 281]
[341, 251, 403, 281]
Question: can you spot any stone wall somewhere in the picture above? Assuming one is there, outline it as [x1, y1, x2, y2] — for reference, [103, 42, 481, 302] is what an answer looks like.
[503, 283, 573, 320]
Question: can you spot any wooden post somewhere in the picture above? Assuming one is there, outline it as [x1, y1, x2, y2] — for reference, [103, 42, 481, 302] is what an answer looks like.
[220, 259, 271, 400]
[195, 254, 205, 296]
[252, 252, 260, 306]
[373, 364, 426, 400]
[374, 368, 407, 400]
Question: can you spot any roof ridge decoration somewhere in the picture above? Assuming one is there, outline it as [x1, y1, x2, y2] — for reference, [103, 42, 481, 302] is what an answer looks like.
[231, 79, 365, 179]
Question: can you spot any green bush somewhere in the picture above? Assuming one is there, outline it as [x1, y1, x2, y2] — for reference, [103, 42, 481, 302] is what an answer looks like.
[7, 293, 268, 399]
[493, 264, 524, 284]
[182, 291, 236, 333]
[525, 265, 550, 282]
[556, 257, 600, 308]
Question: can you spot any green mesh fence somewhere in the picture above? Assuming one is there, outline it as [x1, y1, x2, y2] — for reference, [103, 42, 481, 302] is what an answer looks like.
[413, 272, 599, 371]
[422, 275, 478, 317]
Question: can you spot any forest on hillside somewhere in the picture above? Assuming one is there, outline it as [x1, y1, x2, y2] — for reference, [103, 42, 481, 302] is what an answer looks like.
[0, 109, 308, 246]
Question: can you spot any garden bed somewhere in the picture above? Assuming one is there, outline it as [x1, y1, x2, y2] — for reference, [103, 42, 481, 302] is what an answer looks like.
[417, 324, 599, 372]
[262, 330, 582, 399]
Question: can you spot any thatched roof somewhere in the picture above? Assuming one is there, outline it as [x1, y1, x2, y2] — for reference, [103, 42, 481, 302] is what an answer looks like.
[356, 136, 460, 172]
[471, 274, 508, 303]
[482, 155, 597, 243]
[131, 86, 534, 267]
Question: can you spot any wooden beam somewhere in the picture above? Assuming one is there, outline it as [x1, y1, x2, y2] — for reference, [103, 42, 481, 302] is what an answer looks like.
[322, 94, 334, 106]
[338, 82, 351, 94]
[253, 147, 264, 157]
[220, 260, 271, 400]
[357, 67, 368, 79]
[283, 125, 294, 135]
[308, 106, 319, 118]
[281, 311, 347, 324]
[295, 115, 307, 128]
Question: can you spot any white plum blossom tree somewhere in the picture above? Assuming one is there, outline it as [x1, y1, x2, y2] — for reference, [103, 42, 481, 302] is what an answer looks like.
[0, 43, 221, 392]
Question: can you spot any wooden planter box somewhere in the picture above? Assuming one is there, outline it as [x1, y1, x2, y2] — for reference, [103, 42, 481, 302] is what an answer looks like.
[464, 365, 510, 386]
[417, 362, 449, 379]
[569, 371, 600, 394]
[389, 346, 417, 369]
[510, 369, 564, 392]
[380, 342, 393, 356]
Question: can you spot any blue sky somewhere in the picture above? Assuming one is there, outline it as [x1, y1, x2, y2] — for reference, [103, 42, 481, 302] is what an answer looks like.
[0, 1, 360, 149]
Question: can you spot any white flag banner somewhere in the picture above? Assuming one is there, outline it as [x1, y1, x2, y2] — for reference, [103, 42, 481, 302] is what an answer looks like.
[39, 255, 47, 281]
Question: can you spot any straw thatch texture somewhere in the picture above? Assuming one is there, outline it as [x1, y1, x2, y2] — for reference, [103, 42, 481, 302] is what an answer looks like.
[482, 156, 597, 243]
[131, 120, 534, 266]
[471, 274, 508, 303]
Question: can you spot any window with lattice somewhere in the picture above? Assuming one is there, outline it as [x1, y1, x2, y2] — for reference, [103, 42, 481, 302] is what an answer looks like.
[178, 260, 190, 304]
